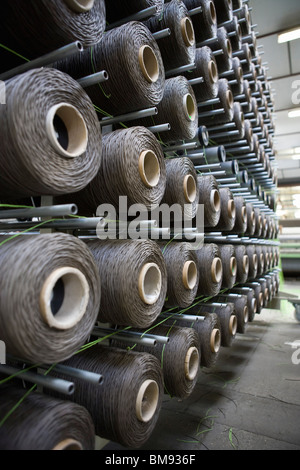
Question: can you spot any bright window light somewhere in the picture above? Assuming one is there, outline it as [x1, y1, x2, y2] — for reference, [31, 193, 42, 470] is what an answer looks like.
[292, 154, 300, 160]
[288, 109, 300, 118]
[278, 27, 300, 43]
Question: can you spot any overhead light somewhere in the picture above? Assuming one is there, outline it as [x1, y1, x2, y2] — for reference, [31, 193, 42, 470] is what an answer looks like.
[278, 27, 300, 43]
[288, 108, 300, 118]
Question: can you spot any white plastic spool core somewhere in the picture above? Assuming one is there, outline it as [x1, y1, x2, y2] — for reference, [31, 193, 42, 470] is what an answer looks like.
[136, 380, 159, 423]
[139, 150, 160, 188]
[183, 93, 197, 122]
[210, 189, 221, 213]
[46, 103, 88, 158]
[208, 60, 218, 85]
[40, 267, 89, 330]
[183, 174, 197, 203]
[228, 199, 236, 219]
[243, 255, 249, 274]
[138, 45, 159, 84]
[229, 315, 238, 336]
[64, 0, 94, 13]
[230, 257, 237, 276]
[182, 260, 198, 290]
[210, 328, 221, 353]
[184, 347, 199, 381]
[181, 17, 195, 47]
[138, 263, 162, 305]
[53, 439, 83, 451]
[211, 258, 222, 284]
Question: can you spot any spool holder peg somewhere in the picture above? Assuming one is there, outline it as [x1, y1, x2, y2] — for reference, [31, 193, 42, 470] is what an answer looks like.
[105, 6, 158, 31]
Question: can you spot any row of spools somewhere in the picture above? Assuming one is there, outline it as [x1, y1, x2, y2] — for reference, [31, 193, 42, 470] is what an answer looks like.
[0, 0, 279, 450]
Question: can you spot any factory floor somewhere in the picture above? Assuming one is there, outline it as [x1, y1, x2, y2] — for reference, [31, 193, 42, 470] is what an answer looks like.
[100, 278, 300, 452]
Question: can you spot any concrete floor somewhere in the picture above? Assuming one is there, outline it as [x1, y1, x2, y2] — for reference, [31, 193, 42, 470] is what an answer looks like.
[102, 279, 300, 451]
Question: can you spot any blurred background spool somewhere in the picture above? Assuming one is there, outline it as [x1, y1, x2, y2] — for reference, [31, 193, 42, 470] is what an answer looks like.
[235, 244, 249, 285]
[229, 196, 247, 235]
[0, 233, 101, 364]
[112, 324, 200, 399]
[183, 46, 219, 102]
[85, 239, 167, 329]
[58, 126, 166, 215]
[55, 21, 165, 116]
[0, 0, 107, 73]
[183, 0, 217, 43]
[246, 245, 258, 280]
[195, 244, 223, 297]
[49, 345, 164, 449]
[145, 0, 196, 70]
[255, 246, 265, 276]
[193, 302, 237, 347]
[0, 68, 102, 200]
[0, 385, 95, 450]
[215, 293, 249, 334]
[197, 175, 221, 228]
[105, 0, 164, 24]
[214, 187, 236, 232]
[253, 208, 263, 238]
[198, 78, 234, 126]
[162, 157, 199, 220]
[159, 242, 199, 308]
[218, 244, 237, 289]
[244, 202, 256, 237]
[231, 287, 257, 322]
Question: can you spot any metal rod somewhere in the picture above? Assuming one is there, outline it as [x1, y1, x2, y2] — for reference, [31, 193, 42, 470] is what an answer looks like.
[165, 63, 196, 78]
[189, 77, 205, 86]
[40, 364, 103, 386]
[189, 6, 203, 16]
[0, 217, 105, 231]
[163, 142, 198, 153]
[160, 312, 205, 322]
[0, 42, 83, 81]
[198, 108, 225, 118]
[147, 123, 171, 134]
[0, 204, 78, 220]
[100, 107, 157, 126]
[152, 28, 171, 40]
[198, 97, 220, 108]
[106, 6, 157, 30]
[0, 365, 75, 395]
[77, 70, 109, 88]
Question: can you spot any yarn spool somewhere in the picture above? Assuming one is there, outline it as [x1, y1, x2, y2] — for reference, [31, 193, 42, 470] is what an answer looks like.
[158, 242, 199, 308]
[255, 246, 265, 276]
[0, 68, 102, 200]
[105, 0, 164, 24]
[133, 76, 198, 143]
[195, 244, 223, 297]
[229, 58, 244, 95]
[183, 47, 219, 102]
[0, 0, 106, 73]
[223, 17, 242, 52]
[50, 345, 164, 449]
[214, 0, 233, 24]
[167, 312, 221, 368]
[112, 324, 200, 399]
[214, 187, 236, 232]
[191, 303, 237, 347]
[230, 196, 247, 235]
[0, 233, 101, 364]
[253, 208, 263, 237]
[197, 175, 221, 228]
[244, 202, 256, 237]
[218, 244, 237, 289]
[235, 244, 249, 284]
[85, 239, 167, 329]
[258, 278, 269, 307]
[232, 288, 257, 322]
[59, 126, 166, 215]
[162, 157, 199, 220]
[144, 0, 196, 70]
[182, 0, 217, 43]
[215, 294, 248, 334]
[245, 245, 258, 280]
[198, 78, 234, 125]
[247, 283, 264, 314]
[212, 27, 233, 74]
[0, 385, 95, 450]
[232, 102, 245, 139]
[261, 246, 270, 272]
[55, 21, 165, 116]
[235, 4, 251, 36]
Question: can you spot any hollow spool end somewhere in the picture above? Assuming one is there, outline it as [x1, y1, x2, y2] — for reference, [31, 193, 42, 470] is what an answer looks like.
[183, 93, 197, 122]
[229, 315, 238, 337]
[53, 439, 84, 451]
[210, 189, 221, 213]
[252, 298, 257, 313]
[210, 328, 221, 354]
[136, 380, 159, 423]
[209, 1, 217, 24]
[208, 60, 218, 85]
[64, 0, 95, 13]
[230, 257, 237, 277]
[138, 45, 159, 84]
[242, 205, 247, 223]
[182, 260, 198, 290]
[243, 306, 249, 324]
[46, 103, 88, 158]
[226, 89, 234, 110]
[228, 199, 236, 219]
[243, 255, 249, 274]
[139, 150, 160, 188]
[40, 267, 90, 330]
[138, 263, 162, 305]
[259, 292, 264, 307]
[183, 174, 197, 203]
[184, 347, 199, 381]
[211, 257, 223, 284]
[181, 17, 195, 47]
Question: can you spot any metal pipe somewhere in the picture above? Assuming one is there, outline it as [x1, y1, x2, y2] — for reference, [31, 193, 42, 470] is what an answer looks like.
[160, 313, 205, 322]
[0, 217, 105, 231]
[198, 97, 221, 108]
[40, 364, 103, 386]
[77, 70, 108, 88]
[189, 77, 205, 86]
[100, 107, 157, 126]
[106, 6, 157, 30]
[152, 28, 171, 40]
[165, 63, 196, 78]
[93, 327, 169, 345]
[0, 204, 78, 220]
[147, 123, 171, 134]
[163, 142, 198, 153]
[197, 109, 225, 118]
[189, 6, 203, 16]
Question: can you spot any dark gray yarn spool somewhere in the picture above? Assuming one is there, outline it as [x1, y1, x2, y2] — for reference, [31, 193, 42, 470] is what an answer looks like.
[0, 385, 95, 450]
[198, 78, 234, 125]
[244, 203, 256, 237]
[183, 46, 219, 102]
[158, 242, 199, 308]
[144, 0, 196, 70]
[232, 102, 245, 139]
[213, 27, 233, 74]
[218, 244, 237, 289]
[58, 126, 166, 215]
[192, 303, 237, 347]
[195, 244, 223, 297]
[245, 245, 258, 280]
[215, 294, 248, 334]
[105, 0, 164, 24]
[253, 208, 263, 238]
[214, 0, 233, 24]
[0, 0, 106, 73]
[255, 246, 265, 276]
[86, 239, 167, 329]
[49, 345, 164, 449]
[55, 21, 165, 116]
[234, 4, 251, 36]
[162, 157, 199, 220]
[223, 16, 242, 52]
[197, 175, 221, 228]
[0, 233, 101, 365]
[133, 76, 198, 143]
[182, 0, 218, 43]
[247, 283, 264, 314]
[257, 278, 269, 307]
[214, 187, 236, 232]
[261, 246, 271, 272]
[112, 324, 200, 399]
[235, 244, 249, 284]
[230, 196, 247, 235]
[0, 68, 102, 200]
[230, 57, 244, 95]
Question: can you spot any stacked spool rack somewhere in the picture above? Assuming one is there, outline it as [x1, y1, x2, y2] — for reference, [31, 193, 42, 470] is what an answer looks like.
[0, 0, 280, 450]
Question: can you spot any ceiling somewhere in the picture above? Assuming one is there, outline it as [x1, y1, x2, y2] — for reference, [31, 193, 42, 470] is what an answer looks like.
[249, 0, 300, 220]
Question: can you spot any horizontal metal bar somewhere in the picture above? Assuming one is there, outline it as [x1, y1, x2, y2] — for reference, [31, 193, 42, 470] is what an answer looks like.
[106, 6, 157, 30]
[147, 123, 171, 134]
[100, 107, 157, 126]
[0, 217, 105, 231]
[0, 204, 78, 220]
[77, 70, 108, 88]
[152, 28, 171, 40]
